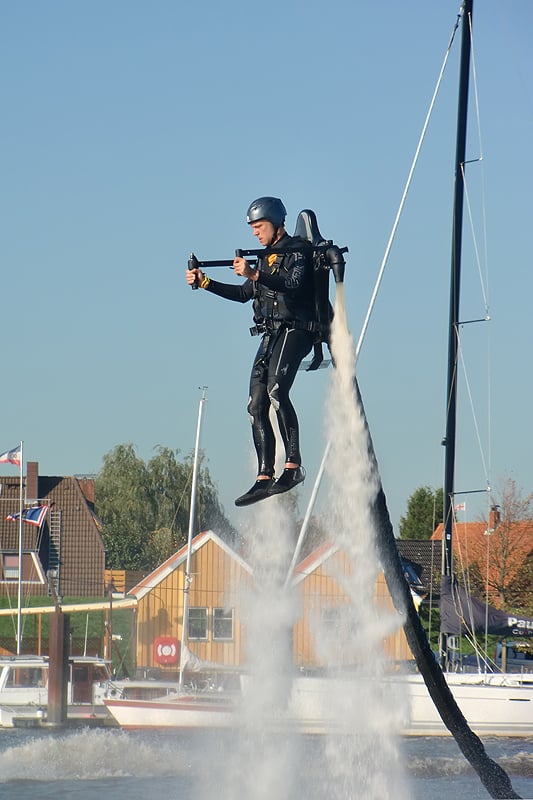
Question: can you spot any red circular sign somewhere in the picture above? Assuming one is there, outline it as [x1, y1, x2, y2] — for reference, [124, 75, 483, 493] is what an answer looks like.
[153, 636, 179, 664]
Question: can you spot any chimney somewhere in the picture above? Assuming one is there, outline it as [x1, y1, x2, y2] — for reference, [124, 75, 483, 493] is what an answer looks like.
[26, 461, 39, 502]
[78, 478, 95, 505]
[489, 505, 501, 531]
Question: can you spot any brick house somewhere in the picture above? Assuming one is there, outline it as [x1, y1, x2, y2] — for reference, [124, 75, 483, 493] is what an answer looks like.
[0, 462, 105, 598]
[431, 506, 533, 606]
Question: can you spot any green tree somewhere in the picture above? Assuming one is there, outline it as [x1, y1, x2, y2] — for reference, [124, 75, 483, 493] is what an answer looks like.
[95, 443, 236, 570]
[399, 486, 443, 540]
[94, 444, 154, 569]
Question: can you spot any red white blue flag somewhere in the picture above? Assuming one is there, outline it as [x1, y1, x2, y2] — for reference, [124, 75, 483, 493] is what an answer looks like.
[6, 505, 49, 528]
[0, 445, 22, 467]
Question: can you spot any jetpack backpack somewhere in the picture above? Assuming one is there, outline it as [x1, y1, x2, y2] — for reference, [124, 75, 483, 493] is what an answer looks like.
[293, 209, 347, 371]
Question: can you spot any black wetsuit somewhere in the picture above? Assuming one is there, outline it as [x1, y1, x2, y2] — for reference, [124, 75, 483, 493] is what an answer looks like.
[204, 233, 315, 476]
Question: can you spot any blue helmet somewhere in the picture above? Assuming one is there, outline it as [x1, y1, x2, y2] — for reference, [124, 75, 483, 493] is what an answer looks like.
[246, 197, 287, 228]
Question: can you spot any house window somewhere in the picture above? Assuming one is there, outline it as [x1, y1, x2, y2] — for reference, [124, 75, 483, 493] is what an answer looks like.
[1, 554, 19, 581]
[0, 552, 46, 585]
[321, 607, 342, 630]
[188, 607, 208, 640]
[213, 607, 234, 641]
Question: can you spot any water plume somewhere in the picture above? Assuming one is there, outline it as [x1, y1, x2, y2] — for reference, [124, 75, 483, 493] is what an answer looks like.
[294, 285, 408, 799]
[214, 284, 409, 799]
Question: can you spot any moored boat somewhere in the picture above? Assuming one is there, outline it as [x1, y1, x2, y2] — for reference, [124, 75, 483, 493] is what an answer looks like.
[0, 653, 113, 727]
[103, 669, 533, 736]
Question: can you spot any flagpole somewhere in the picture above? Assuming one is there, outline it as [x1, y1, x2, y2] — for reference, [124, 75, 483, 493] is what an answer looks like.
[16, 441, 23, 654]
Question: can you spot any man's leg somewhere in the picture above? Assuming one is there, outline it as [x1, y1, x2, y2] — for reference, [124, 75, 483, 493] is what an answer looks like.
[235, 342, 276, 507]
[267, 329, 313, 495]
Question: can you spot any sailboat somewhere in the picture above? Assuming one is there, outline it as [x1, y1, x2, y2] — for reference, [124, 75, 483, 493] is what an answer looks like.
[375, 0, 533, 743]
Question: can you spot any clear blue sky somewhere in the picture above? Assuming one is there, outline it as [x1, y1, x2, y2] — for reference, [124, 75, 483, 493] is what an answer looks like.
[2, 1, 532, 533]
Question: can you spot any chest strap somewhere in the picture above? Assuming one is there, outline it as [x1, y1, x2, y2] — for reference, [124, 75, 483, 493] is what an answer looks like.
[250, 319, 327, 336]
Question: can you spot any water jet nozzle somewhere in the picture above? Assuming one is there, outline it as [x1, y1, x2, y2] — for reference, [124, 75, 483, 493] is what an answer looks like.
[326, 245, 346, 284]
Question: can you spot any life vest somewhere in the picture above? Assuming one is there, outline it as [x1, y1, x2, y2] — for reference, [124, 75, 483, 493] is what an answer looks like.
[251, 234, 316, 327]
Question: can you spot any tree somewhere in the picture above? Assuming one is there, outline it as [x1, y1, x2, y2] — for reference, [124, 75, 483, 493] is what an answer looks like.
[467, 478, 533, 608]
[95, 443, 236, 570]
[399, 486, 444, 540]
[94, 444, 154, 570]
[505, 554, 533, 613]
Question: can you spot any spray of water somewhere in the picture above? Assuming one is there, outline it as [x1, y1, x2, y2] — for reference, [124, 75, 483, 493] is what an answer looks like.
[210, 285, 410, 799]
[314, 284, 409, 798]
[212, 496, 305, 799]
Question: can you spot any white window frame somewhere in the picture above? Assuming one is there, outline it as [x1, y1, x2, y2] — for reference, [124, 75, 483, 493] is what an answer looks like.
[188, 607, 208, 641]
[213, 607, 234, 641]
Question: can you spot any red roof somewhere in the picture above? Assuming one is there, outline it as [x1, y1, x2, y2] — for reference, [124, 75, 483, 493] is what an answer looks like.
[432, 518, 533, 603]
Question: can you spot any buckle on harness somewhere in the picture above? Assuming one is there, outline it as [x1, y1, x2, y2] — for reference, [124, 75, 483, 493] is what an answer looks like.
[249, 321, 285, 336]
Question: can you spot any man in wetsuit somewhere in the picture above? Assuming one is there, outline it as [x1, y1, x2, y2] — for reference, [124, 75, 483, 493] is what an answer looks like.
[185, 196, 316, 507]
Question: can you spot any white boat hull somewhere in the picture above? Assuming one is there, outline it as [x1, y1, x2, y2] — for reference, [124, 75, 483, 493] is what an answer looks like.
[105, 693, 236, 730]
[400, 673, 533, 736]
[104, 672, 533, 736]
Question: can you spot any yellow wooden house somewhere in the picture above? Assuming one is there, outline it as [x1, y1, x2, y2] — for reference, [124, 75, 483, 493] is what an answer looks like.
[292, 541, 412, 667]
[127, 530, 412, 675]
[128, 530, 253, 673]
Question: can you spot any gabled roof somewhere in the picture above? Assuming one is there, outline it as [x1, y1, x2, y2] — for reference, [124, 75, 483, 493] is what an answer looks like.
[395, 539, 442, 593]
[431, 518, 533, 589]
[128, 529, 253, 600]
[0, 465, 105, 596]
[0, 472, 102, 550]
[292, 538, 438, 591]
[292, 540, 340, 586]
[126, 530, 444, 604]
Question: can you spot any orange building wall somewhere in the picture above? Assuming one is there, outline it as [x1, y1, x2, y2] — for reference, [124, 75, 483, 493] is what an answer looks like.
[134, 539, 411, 674]
[293, 551, 411, 668]
[135, 539, 251, 672]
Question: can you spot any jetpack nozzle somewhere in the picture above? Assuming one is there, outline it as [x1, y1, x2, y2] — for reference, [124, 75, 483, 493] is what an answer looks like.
[326, 245, 346, 284]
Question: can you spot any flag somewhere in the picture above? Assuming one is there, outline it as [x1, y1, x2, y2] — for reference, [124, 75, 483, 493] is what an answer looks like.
[454, 502, 466, 512]
[6, 505, 49, 528]
[0, 445, 22, 467]
[411, 588, 424, 611]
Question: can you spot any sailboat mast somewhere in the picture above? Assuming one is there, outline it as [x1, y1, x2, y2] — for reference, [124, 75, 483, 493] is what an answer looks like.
[443, 0, 473, 578]
[16, 441, 24, 655]
[179, 386, 207, 690]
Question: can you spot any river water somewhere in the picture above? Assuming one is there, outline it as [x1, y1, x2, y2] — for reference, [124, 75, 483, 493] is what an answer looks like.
[0, 728, 531, 799]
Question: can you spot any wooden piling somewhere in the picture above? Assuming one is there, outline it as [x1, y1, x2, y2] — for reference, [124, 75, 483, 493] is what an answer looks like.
[47, 610, 70, 726]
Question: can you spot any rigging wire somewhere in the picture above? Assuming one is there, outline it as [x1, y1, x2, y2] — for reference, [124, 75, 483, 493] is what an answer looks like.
[461, 163, 489, 313]
[449, 506, 490, 672]
[468, 11, 484, 165]
[457, 335, 489, 485]
[466, 8, 494, 517]
[354, 10, 462, 360]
